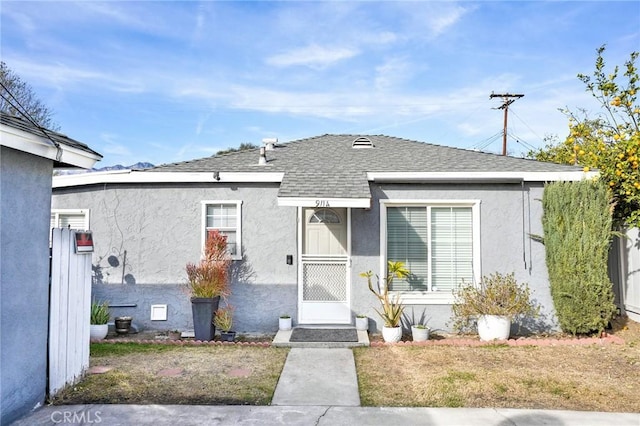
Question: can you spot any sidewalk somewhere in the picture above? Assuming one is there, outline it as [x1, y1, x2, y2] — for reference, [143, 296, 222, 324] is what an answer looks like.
[12, 404, 640, 425]
[12, 347, 640, 425]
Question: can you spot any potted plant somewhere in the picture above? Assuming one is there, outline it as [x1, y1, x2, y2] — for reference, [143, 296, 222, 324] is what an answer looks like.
[90, 300, 110, 340]
[279, 314, 292, 331]
[185, 230, 231, 341]
[361, 261, 410, 343]
[411, 324, 430, 342]
[214, 305, 236, 342]
[451, 272, 540, 341]
[355, 314, 368, 331]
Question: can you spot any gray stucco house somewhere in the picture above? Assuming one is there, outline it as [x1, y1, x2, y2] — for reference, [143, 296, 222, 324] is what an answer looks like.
[51, 134, 591, 335]
[1, 114, 101, 425]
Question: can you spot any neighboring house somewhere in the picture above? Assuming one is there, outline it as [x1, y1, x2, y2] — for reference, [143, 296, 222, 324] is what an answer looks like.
[1, 114, 101, 425]
[51, 134, 592, 334]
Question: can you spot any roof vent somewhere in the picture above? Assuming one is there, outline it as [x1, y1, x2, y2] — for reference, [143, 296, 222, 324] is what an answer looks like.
[352, 137, 373, 149]
[258, 147, 267, 165]
[262, 137, 278, 151]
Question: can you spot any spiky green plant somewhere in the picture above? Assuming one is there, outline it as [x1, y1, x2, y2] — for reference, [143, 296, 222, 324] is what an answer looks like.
[361, 261, 410, 327]
[90, 300, 110, 325]
[541, 179, 617, 335]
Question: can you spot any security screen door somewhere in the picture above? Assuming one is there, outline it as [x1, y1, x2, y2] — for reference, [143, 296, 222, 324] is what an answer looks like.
[299, 208, 350, 324]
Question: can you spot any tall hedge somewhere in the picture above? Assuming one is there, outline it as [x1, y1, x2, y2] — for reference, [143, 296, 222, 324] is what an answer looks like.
[541, 180, 616, 335]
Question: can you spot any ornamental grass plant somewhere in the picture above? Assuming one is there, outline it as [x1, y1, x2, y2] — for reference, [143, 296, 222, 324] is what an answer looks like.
[185, 230, 231, 299]
[451, 272, 539, 333]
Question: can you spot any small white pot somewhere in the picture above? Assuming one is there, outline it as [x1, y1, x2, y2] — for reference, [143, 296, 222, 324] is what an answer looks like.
[279, 317, 292, 331]
[411, 325, 430, 342]
[382, 326, 402, 343]
[477, 315, 511, 341]
[90, 324, 108, 340]
[355, 316, 368, 331]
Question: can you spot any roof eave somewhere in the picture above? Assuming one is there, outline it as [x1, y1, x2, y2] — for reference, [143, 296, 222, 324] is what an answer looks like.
[367, 171, 598, 183]
[52, 171, 285, 188]
[1, 123, 101, 169]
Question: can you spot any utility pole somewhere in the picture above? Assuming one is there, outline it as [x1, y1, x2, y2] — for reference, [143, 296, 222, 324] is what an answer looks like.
[490, 92, 524, 155]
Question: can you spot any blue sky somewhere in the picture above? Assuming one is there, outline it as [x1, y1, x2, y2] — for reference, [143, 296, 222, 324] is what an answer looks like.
[2, 1, 639, 167]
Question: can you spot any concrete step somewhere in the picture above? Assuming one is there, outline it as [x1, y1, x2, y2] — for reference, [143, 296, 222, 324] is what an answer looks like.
[272, 327, 370, 348]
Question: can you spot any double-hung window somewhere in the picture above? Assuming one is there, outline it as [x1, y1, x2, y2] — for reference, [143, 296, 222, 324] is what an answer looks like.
[202, 201, 242, 260]
[381, 200, 480, 303]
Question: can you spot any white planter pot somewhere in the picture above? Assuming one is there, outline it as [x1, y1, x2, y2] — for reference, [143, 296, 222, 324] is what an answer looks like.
[90, 324, 108, 340]
[477, 315, 511, 341]
[411, 325, 430, 342]
[279, 317, 292, 331]
[355, 317, 368, 331]
[382, 326, 402, 343]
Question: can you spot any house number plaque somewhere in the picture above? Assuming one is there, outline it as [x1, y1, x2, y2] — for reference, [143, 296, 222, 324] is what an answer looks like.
[315, 200, 330, 207]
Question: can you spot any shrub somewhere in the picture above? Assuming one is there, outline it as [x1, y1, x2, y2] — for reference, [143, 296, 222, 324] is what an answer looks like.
[451, 273, 539, 333]
[542, 180, 617, 335]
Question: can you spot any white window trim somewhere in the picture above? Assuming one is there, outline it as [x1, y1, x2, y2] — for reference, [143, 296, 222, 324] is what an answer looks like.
[201, 200, 243, 261]
[379, 199, 481, 304]
[51, 209, 90, 230]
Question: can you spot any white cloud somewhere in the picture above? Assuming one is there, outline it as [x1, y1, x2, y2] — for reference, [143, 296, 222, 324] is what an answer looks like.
[266, 44, 359, 69]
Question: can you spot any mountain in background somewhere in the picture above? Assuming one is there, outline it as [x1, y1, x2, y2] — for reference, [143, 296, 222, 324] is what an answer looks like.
[93, 162, 155, 172]
[55, 162, 155, 175]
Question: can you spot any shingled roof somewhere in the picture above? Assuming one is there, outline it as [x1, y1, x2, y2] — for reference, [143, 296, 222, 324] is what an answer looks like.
[149, 134, 581, 174]
[53, 134, 589, 207]
[146, 134, 585, 206]
[1, 113, 102, 168]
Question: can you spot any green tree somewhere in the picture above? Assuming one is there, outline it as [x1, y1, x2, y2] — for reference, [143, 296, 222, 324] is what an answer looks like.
[528, 46, 640, 228]
[542, 180, 617, 335]
[215, 142, 259, 156]
[0, 61, 59, 131]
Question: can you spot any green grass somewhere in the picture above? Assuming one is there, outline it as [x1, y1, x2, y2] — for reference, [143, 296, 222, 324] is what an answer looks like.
[90, 342, 182, 357]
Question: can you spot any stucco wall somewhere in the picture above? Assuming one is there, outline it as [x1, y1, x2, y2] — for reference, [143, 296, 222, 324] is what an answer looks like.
[1, 147, 53, 424]
[351, 182, 556, 333]
[53, 183, 298, 333]
[53, 179, 556, 336]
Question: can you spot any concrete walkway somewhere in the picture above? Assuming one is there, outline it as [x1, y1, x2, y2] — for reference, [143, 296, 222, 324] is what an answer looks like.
[11, 347, 640, 425]
[272, 348, 360, 406]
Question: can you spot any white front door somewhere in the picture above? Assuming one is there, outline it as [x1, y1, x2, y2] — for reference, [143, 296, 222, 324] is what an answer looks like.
[298, 207, 351, 324]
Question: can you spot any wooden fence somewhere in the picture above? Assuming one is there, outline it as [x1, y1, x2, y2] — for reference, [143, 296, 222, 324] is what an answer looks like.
[49, 228, 92, 395]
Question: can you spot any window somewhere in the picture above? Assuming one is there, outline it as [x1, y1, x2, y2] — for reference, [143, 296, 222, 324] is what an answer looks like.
[50, 209, 89, 230]
[309, 209, 341, 224]
[381, 200, 480, 303]
[202, 201, 242, 260]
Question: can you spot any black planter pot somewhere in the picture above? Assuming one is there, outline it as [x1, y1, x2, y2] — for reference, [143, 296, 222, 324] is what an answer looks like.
[220, 331, 236, 342]
[190, 297, 220, 341]
[115, 316, 132, 335]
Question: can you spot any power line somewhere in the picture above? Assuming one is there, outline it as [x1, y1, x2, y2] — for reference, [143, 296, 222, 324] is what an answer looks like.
[490, 92, 524, 155]
[0, 80, 62, 161]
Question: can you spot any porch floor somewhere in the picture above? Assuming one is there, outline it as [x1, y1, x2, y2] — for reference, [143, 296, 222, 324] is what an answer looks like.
[272, 326, 370, 348]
